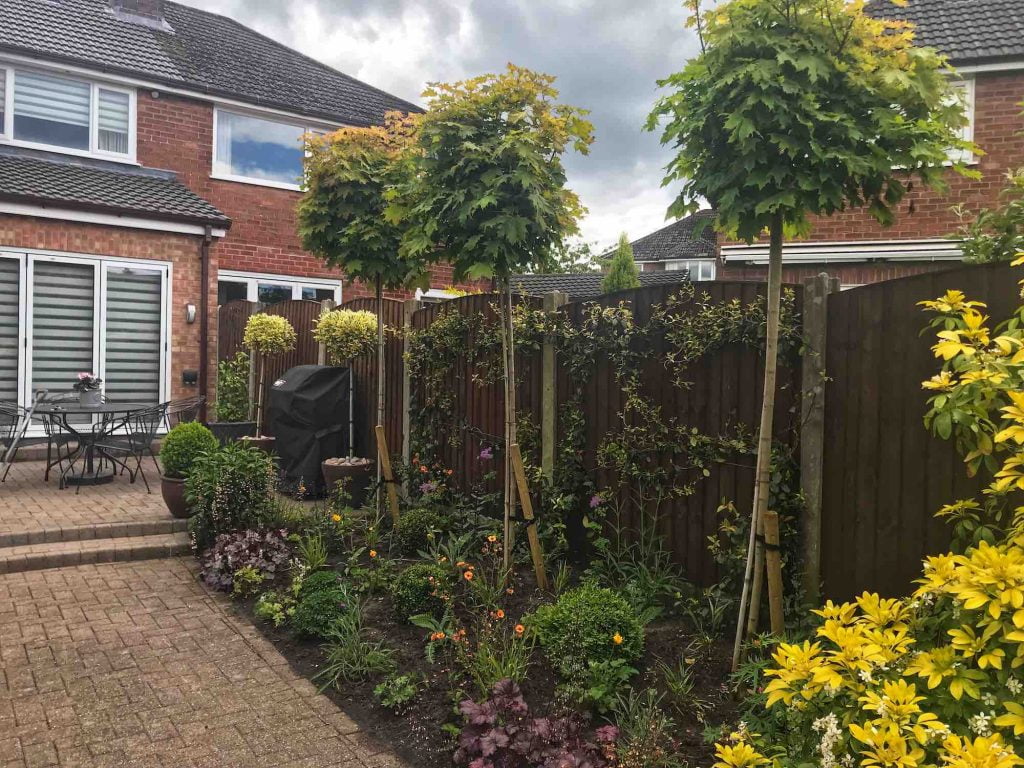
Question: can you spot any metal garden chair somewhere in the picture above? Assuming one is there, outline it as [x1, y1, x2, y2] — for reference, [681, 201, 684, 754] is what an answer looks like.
[93, 404, 168, 493]
[165, 395, 204, 429]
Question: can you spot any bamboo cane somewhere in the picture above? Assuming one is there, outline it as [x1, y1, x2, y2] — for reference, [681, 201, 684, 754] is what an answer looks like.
[510, 443, 549, 591]
[764, 510, 785, 636]
[499, 282, 518, 571]
[375, 425, 400, 525]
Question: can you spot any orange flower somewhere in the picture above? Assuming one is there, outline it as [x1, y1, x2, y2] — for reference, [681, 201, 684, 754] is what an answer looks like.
[463, 570, 474, 581]
[495, 610, 505, 619]
[419, 465, 429, 473]
[514, 624, 525, 637]
[612, 633, 623, 645]
[369, 550, 378, 558]
[506, 588, 514, 595]
[446, 469, 454, 476]
[430, 631, 446, 642]
[487, 535, 498, 543]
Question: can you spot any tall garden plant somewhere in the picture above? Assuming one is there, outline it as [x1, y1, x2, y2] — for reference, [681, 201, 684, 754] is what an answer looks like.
[242, 313, 297, 437]
[298, 114, 427, 507]
[396, 65, 594, 567]
[647, 0, 976, 667]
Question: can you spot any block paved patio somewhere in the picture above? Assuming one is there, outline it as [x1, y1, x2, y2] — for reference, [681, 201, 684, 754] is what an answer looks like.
[0, 557, 407, 768]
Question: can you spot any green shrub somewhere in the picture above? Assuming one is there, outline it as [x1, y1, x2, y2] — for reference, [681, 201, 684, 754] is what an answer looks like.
[392, 506, 445, 556]
[390, 563, 451, 620]
[254, 590, 293, 627]
[373, 674, 418, 713]
[527, 583, 644, 682]
[160, 422, 218, 479]
[186, 443, 276, 550]
[214, 351, 250, 423]
[292, 585, 352, 640]
[299, 570, 342, 598]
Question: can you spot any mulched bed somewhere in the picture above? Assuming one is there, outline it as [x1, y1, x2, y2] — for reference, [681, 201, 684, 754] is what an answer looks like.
[227, 559, 741, 768]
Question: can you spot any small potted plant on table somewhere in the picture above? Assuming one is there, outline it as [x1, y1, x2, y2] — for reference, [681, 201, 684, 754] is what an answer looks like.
[159, 422, 219, 518]
[207, 352, 256, 445]
[313, 308, 376, 505]
[74, 372, 103, 407]
[241, 312, 297, 453]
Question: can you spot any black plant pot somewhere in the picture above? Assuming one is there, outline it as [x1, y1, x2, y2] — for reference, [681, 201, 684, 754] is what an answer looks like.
[205, 421, 257, 446]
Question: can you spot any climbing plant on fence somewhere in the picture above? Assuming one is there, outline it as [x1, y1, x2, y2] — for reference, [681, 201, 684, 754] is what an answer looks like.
[403, 281, 804, 587]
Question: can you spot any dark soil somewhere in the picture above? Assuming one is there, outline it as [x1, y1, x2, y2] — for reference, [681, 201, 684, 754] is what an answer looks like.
[229, 563, 740, 768]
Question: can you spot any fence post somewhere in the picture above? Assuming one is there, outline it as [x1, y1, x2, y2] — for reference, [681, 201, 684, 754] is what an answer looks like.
[316, 299, 335, 366]
[401, 299, 423, 478]
[800, 272, 839, 604]
[541, 291, 569, 482]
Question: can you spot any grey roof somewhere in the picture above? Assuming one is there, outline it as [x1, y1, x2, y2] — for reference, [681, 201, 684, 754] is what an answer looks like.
[506, 271, 690, 301]
[0, 146, 230, 228]
[0, 0, 421, 127]
[630, 210, 719, 263]
[869, 0, 1024, 65]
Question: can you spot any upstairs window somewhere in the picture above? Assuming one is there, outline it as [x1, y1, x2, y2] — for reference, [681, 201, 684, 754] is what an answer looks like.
[213, 108, 329, 190]
[948, 79, 976, 164]
[0, 67, 134, 160]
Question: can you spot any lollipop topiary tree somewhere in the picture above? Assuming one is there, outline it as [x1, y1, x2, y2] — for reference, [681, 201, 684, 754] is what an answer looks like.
[242, 313, 297, 438]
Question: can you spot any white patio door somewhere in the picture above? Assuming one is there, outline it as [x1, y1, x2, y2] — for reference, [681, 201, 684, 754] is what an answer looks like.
[0, 251, 171, 415]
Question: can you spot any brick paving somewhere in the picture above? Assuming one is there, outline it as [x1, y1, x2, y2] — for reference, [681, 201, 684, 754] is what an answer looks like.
[0, 462, 171, 543]
[0, 558, 407, 768]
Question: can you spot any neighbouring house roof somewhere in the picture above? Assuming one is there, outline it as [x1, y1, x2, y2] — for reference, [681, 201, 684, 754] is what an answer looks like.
[506, 271, 690, 301]
[0, 146, 231, 228]
[0, 0, 421, 127]
[868, 0, 1024, 66]
[630, 210, 719, 263]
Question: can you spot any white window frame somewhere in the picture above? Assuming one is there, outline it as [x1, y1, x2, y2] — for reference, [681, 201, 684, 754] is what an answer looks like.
[948, 78, 976, 165]
[212, 107, 331, 191]
[218, 270, 342, 303]
[663, 259, 717, 280]
[0, 64, 137, 163]
[0, 248, 172, 420]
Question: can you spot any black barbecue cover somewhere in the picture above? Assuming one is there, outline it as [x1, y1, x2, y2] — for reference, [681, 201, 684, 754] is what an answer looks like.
[267, 365, 352, 496]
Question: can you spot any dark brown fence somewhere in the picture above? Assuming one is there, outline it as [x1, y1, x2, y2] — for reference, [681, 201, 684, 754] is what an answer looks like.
[410, 294, 545, 494]
[820, 261, 1021, 599]
[217, 299, 260, 361]
[560, 282, 803, 585]
[336, 298, 405, 460]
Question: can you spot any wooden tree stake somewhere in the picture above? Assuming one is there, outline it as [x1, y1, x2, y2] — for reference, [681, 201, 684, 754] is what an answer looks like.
[763, 510, 785, 636]
[375, 425, 400, 525]
[510, 443, 549, 591]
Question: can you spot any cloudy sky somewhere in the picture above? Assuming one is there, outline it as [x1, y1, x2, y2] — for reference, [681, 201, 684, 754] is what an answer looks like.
[178, 0, 701, 251]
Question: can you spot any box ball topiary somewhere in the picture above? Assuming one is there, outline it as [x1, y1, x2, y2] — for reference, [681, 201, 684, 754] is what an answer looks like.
[390, 563, 451, 621]
[299, 570, 342, 598]
[160, 422, 219, 480]
[392, 506, 446, 557]
[292, 586, 351, 640]
[526, 583, 644, 680]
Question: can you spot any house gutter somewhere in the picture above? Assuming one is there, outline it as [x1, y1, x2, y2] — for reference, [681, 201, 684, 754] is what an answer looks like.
[199, 225, 213, 422]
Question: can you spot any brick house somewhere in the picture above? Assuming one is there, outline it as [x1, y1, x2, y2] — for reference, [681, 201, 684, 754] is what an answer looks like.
[0, 0, 454, 420]
[633, 0, 1024, 288]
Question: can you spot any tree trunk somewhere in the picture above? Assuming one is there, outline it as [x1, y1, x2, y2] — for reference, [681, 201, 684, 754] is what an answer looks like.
[376, 275, 386, 517]
[732, 211, 785, 671]
[499, 281, 518, 571]
[255, 354, 266, 436]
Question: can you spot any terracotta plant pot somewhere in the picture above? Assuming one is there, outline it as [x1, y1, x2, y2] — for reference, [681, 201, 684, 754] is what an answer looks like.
[205, 421, 257, 446]
[240, 435, 276, 454]
[160, 476, 190, 519]
[322, 457, 373, 508]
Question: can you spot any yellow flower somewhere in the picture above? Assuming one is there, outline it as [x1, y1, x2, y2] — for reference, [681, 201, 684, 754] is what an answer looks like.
[331, 513, 342, 523]
[995, 702, 1024, 737]
[918, 290, 987, 315]
[712, 743, 769, 768]
[849, 724, 925, 768]
[764, 641, 827, 707]
[923, 371, 956, 391]
[487, 535, 498, 543]
[612, 632, 623, 645]
[941, 735, 1023, 768]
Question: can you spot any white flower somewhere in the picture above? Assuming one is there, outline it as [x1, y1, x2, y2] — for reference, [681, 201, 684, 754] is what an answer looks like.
[858, 669, 874, 684]
[1007, 678, 1023, 695]
[969, 712, 992, 737]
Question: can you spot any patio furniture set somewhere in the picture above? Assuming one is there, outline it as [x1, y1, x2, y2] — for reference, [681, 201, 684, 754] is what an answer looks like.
[0, 392, 203, 493]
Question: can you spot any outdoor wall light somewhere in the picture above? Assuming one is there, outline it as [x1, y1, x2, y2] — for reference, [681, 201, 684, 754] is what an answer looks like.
[185, 303, 197, 324]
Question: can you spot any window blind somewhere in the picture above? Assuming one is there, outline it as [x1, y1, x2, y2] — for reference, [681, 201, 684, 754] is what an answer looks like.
[0, 70, 6, 133]
[0, 258, 19, 403]
[97, 89, 129, 154]
[31, 261, 95, 410]
[104, 268, 162, 405]
[13, 71, 90, 150]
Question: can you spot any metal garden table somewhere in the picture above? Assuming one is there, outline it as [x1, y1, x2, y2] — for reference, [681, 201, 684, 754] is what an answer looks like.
[34, 400, 153, 488]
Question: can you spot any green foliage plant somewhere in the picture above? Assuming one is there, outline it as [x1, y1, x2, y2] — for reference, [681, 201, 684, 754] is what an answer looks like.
[231, 565, 264, 598]
[459, 616, 534, 698]
[564, 657, 637, 715]
[390, 563, 452, 621]
[647, 0, 974, 666]
[292, 583, 353, 640]
[613, 689, 686, 768]
[315, 602, 396, 689]
[242, 313, 297, 435]
[295, 530, 328, 572]
[254, 590, 294, 627]
[214, 351, 250, 423]
[373, 674, 419, 713]
[299, 570, 342, 598]
[392, 506, 445, 557]
[313, 309, 377, 364]
[185, 443, 277, 551]
[658, 656, 711, 723]
[159, 422, 218, 480]
[526, 583, 644, 685]
[397, 64, 594, 567]
[602, 233, 641, 294]
[956, 169, 1024, 264]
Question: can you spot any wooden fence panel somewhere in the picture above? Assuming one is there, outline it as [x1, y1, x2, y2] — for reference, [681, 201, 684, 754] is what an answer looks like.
[336, 298, 405, 460]
[217, 300, 259, 362]
[557, 281, 803, 586]
[820, 261, 1020, 600]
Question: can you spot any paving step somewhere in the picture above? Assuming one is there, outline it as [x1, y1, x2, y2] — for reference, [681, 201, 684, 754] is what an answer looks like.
[0, 518, 187, 548]
[0, 531, 191, 574]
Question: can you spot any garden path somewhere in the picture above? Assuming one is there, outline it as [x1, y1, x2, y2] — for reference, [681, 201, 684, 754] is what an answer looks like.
[0, 557, 407, 768]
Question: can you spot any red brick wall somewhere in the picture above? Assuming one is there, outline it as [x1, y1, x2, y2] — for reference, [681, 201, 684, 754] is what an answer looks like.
[135, 91, 458, 299]
[0, 215, 214, 404]
[720, 70, 1024, 284]
[718, 260, 950, 287]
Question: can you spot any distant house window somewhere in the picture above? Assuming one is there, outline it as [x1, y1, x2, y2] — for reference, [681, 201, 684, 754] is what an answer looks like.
[217, 271, 341, 305]
[0, 68, 134, 159]
[664, 259, 716, 280]
[213, 109, 329, 189]
[948, 79, 975, 164]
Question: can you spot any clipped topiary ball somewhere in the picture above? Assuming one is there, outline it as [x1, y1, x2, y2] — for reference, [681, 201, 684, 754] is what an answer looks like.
[526, 582, 644, 680]
[292, 586, 351, 640]
[392, 506, 446, 557]
[159, 422, 218, 479]
[300, 570, 342, 598]
[390, 563, 451, 621]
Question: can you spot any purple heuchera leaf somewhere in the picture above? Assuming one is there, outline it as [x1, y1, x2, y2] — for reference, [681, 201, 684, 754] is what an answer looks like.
[198, 529, 292, 592]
